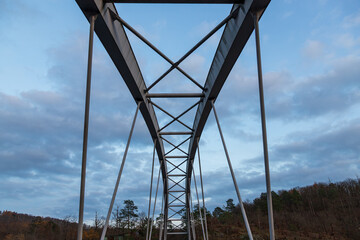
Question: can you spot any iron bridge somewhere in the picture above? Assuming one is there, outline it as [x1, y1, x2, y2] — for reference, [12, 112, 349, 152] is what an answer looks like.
[75, 0, 274, 239]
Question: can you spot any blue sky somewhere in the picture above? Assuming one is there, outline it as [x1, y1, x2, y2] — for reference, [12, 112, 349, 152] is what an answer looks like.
[1, 0, 360, 225]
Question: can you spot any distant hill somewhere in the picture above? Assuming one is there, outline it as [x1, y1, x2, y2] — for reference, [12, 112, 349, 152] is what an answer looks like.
[208, 178, 360, 240]
[0, 211, 79, 240]
[1, 178, 359, 240]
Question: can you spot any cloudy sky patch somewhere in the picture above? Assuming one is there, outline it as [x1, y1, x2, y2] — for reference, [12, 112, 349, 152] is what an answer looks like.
[0, 0, 359, 224]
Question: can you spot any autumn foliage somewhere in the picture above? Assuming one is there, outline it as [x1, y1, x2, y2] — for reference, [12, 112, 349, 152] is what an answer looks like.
[1, 178, 359, 239]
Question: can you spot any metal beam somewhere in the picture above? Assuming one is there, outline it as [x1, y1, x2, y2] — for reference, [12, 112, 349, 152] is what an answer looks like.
[147, 93, 204, 98]
[100, 102, 141, 240]
[77, 14, 96, 240]
[192, 169, 206, 240]
[160, 100, 200, 132]
[166, 156, 188, 159]
[163, 136, 191, 156]
[150, 101, 193, 131]
[109, 10, 204, 91]
[211, 101, 253, 239]
[75, 2, 271, 239]
[145, 7, 239, 92]
[196, 138, 209, 240]
[186, 0, 270, 200]
[146, 139, 157, 240]
[149, 167, 162, 239]
[106, 0, 244, 3]
[254, 10, 275, 240]
[160, 131, 193, 135]
[75, 0, 169, 213]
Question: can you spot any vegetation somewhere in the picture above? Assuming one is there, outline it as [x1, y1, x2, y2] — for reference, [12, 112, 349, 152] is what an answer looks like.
[207, 178, 360, 240]
[1, 178, 359, 239]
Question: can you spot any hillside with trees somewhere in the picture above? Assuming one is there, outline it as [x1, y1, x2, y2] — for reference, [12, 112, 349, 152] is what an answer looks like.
[1, 178, 359, 239]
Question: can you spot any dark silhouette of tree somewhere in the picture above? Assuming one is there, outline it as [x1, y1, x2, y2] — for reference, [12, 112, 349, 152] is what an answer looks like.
[120, 199, 138, 231]
[112, 205, 122, 229]
[1, 178, 360, 240]
[224, 198, 235, 212]
[93, 211, 104, 230]
[212, 207, 224, 218]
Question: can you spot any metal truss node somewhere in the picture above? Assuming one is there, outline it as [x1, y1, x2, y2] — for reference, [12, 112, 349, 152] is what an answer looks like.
[75, 0, 273, 239]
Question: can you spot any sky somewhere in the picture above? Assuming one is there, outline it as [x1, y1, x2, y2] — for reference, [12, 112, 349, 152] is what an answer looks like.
[0, 0, 360, 225]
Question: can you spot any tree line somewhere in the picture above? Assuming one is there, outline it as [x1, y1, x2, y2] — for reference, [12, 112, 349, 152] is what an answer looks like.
[1, 178, 359, 239]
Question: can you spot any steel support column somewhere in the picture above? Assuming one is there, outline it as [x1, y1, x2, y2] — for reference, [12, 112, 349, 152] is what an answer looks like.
[211, 101, 253, 240]
[146, 139, 157, 240]
[192, 169, 206, 240]
[254, 11, 275, 240]
[149, 167, 161, 239]
[163, 189, 168, 240]
[159, 189, 165, 240]
[100, 102, 141, 240]
[187, 195, 191, 240]
[77, 14, 96, 240]
[189, 192, 196, 240]
[197, 138, 209, 240]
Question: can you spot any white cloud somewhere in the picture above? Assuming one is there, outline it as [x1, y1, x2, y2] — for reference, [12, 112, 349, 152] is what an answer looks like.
[343, 10, 360, 28]
[335, 33, 360, 48]
[282, 11, 293, 19]
[302, 40, 325, 59]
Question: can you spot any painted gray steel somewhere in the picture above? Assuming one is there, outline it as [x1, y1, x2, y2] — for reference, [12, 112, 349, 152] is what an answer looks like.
[186, 0, 270, 190]
[75, 0, 271, 239]
[105, 0, 244, 4]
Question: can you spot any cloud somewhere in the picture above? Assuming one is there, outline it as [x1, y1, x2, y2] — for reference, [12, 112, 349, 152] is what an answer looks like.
[217, 54, 360, 123]
[0, 31, 158, 221]
[302, 40, 325, 59]
[269, 119, 360, 186]
[2, 0, 360, 225]
[335, 33, 360, 49]
[282, 11, 293, 19]
[343, 10, 360, 28]
[195, 117, 360, 208]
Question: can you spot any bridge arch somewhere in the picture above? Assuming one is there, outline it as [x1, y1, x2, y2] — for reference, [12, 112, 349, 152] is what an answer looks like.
[75, 0, 272, 239]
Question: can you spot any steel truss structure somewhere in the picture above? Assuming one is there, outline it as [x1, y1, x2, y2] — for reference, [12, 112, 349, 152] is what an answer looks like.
[75, 0, 272, 239]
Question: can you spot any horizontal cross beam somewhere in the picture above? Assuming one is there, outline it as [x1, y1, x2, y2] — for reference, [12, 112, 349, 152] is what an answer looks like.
[147, 93, 204, 98]
[106, 0, 244, 4]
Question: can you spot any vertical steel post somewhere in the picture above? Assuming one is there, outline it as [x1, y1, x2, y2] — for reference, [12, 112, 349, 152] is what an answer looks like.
[77, 14, 96, 240]
[187, 193, 192, 240]
[196, 138, 209, 240]
[253, 11, 275, 240]
[147, 139, 157, 240]
[189, 192, 196, 240]
[211, 101, 253, 240]
[163, 188, 168, 240]
[159, 181, 165, 240]
[149, 167, 161, 240]
[192, 169, 206, 240]
[100, 102, 141, 240]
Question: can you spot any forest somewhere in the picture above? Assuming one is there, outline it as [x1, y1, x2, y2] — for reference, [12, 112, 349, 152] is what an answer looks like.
[1, 178, 359, 240]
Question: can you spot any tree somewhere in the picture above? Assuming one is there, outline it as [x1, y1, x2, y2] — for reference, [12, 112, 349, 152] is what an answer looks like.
[156, 213, 164, 228]
[112, 205, 122, 229]
[120, 200, 139, 231]
[192, 205, 210, 221]
[94, 211, 104, 230]
[212, 207, 224, 218]
[225, 199, 235, 212]
[137, 212, 148, 237]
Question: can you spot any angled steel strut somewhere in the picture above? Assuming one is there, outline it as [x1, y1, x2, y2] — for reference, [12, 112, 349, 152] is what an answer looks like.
[254, 10, 275, 240]
[100, 102, 141, 240]
[211, 100, 253, 239]
[146, 139, 157, 240]
[77, 14, 96, 240]
[196, 138, 209, 240]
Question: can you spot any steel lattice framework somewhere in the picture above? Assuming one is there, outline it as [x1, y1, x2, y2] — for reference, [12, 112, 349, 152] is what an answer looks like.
[75, 0, 272, 239]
